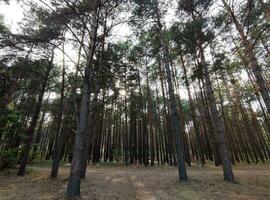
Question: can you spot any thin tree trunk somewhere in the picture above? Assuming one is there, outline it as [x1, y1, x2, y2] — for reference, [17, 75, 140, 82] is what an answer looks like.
[81, 92, 98, 178]
[200, 47, 235, 182]
[51, 42, 66, 178]
[18, 53, 54, 176]
[66, 1, 99, 196]
[180, 49, 205, 166]
[222, 0, 270, 115]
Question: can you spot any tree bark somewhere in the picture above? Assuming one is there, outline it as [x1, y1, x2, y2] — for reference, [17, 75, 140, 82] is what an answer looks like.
[66, 1, 99, 196]
[17, 54, 54, 176]
[200, 47, 235, 182]
[180, 49, 205, 166]
[222, 0, 270, 115]
[51, 43, 66, 178]
[66, 82, 90, 197]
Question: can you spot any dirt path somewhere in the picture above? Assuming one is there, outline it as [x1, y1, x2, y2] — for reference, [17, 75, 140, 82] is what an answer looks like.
[0, 164, 269, 200]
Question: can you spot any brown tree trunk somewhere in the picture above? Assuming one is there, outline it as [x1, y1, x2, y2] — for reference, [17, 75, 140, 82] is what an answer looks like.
[180, 49, 205, 166]
[199, 47, 234, 182]
[51, 43, 66, 178]
[18, 54, 54, 176]
[222, 0, 270, 115]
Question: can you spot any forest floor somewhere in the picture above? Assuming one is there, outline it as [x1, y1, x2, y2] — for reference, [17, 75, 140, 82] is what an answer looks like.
[0, 162, 270, 200]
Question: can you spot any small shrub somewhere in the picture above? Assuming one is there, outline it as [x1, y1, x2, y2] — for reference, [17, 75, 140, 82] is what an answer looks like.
[0, 149, 17, 170]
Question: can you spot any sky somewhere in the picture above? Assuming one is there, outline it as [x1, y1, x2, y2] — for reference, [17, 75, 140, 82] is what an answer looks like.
[0, 1, 24, 33]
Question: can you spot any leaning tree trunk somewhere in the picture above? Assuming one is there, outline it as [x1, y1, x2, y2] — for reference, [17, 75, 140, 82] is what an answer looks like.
[152, 2, 187, 178]
[66, 5, 98, 195]
[31, 107, 47, 160]
[51, 44, 66, 178]
[200, 47, 235, 182]
[222, 0, 270, 115]
[81, 92, 99, 178]
[18, 55, 53, 176]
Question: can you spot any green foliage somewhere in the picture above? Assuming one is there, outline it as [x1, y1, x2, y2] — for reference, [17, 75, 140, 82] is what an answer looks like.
[178, 0, 213, 13]
[170, 17, 215, 58]
[212, 53, 226, 72]
[0, 149, 17, 170]
[181, 99, 192, 122]
[131, 0, 158, 26]
[190, 63, 203, 81]
[0, 107, 21, 123]
[212, 12, 228, 28]
[113, 149, 122, 162]
[0, 15, 10, 35]
[0, 108, 22, 136]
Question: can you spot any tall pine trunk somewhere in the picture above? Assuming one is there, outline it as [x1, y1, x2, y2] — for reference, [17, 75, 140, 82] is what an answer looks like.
[222, 0, 270, 115]
[66, 82, 90, 197]
[180, 49, 205, 166]
[18, 54, 54, 176]
[66, 2, 99, 196]
[51, 43, 66, 178]
[200, 47, 235, 182]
